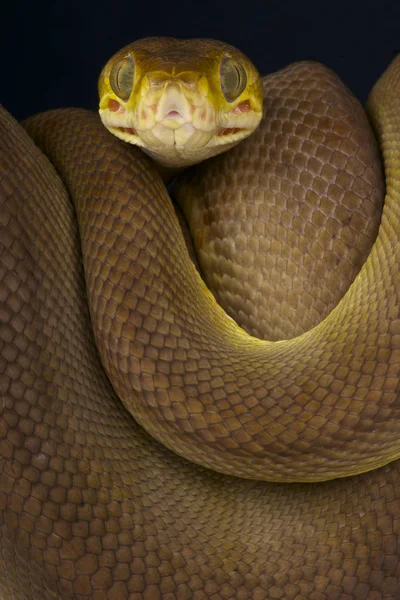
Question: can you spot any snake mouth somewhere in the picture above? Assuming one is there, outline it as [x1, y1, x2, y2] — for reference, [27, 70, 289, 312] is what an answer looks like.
[115, 124, 244, 139]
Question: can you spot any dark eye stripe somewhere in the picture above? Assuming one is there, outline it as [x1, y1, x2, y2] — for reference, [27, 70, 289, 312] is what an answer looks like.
[220, 56, 247, 103]
[110, 56, 135, 101]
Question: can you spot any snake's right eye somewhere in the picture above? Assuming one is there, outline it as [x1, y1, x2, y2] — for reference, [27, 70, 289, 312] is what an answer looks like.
[110, 56, 135, 101]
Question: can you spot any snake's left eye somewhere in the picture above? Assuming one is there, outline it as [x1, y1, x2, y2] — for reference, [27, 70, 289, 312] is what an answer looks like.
[220, 56, 247, 103]
[110, 56, 135, 101]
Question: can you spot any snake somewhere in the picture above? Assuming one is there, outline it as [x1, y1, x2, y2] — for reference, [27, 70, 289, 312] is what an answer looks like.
[0, 36, 399, 598]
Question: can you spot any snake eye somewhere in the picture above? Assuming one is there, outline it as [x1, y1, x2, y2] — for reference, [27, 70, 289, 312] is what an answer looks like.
[220, 56, 247, 103]
[110, 55, 135, 101]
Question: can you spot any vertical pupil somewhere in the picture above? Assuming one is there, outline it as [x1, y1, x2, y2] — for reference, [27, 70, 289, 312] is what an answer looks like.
[220, 58, 247, 102]
[119, 65, 130, 88]
[234, 66, 240, 89]
[110, 58, 134, 100]
[226, 65, 238, 90]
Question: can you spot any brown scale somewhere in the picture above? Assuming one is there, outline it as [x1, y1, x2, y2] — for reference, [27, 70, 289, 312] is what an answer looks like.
[176, 62, 384, 341]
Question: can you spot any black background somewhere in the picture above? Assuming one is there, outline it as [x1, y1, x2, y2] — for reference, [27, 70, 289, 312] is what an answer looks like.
[2, 0, 399, 120]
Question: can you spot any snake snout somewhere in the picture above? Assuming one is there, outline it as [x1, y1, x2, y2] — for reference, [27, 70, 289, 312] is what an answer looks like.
[155, 83, 194, 128]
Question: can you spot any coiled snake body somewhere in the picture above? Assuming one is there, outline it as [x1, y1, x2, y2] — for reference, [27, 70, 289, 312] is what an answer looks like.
[1, 39, 400, 599]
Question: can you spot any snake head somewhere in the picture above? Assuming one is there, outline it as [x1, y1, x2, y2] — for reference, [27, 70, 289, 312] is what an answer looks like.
[98, 37, 264, 168]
